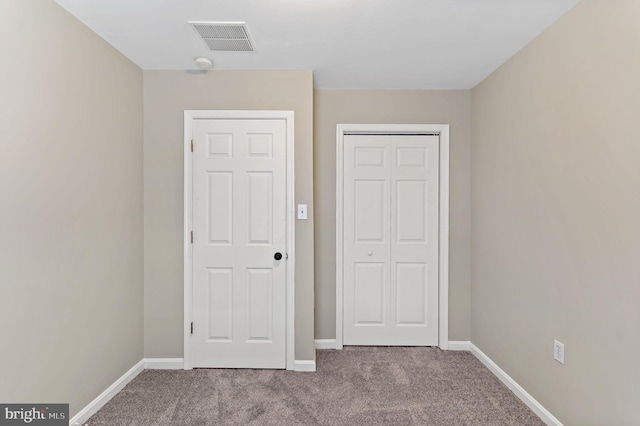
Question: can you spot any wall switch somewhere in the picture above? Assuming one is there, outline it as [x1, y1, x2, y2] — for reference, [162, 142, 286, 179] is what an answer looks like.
[297, 204, 308, 220]
[554, 340, 565, 365]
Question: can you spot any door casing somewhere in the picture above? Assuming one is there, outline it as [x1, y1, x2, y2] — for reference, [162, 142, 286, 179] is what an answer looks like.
[336, 124, 450, 350]
[183, 110, 295, 370]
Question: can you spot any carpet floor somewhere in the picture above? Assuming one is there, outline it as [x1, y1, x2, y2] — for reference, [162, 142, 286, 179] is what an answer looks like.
[86, 347, 544, 425]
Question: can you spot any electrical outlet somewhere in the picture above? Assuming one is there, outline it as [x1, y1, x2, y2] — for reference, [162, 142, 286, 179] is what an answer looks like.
[554, 340, 565, 365]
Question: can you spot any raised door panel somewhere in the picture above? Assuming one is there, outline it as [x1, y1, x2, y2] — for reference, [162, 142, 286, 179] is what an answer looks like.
[395, 180, 428, 243]
[354, 180, 385, 243]
[207, 268, 233, 342]
[208, 172, 233, 245]
[247, 172, 273, 245]
[395, 263, 427, 326]
[247, 134, 273, 158]
[354, 147, 385, 168]
[207, 134, 233, 158]
[354, 263, 386, 325]
[247, 268, 273, 342]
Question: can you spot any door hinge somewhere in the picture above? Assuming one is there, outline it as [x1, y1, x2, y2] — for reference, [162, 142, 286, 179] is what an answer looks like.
[190, 322, 193, 334]
[190, 139, 194, 152]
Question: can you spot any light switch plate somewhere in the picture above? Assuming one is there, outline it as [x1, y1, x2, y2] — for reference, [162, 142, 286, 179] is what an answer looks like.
[554, 340, 565, 365]
[297, 204, 307, 220]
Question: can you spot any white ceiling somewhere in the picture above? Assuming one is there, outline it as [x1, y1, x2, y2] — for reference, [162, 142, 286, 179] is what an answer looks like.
[54, 0, 580, 89]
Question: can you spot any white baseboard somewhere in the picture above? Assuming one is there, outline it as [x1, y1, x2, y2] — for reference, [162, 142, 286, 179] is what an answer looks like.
[469, 343, 563, 426]
[315, 339, 337, 350]
[144, 358, 184, 370]
[68, 359, 144, 426]
[317, 339, 467, 351]
[293, 360, 316, 372]
[447, 341, 471, 351]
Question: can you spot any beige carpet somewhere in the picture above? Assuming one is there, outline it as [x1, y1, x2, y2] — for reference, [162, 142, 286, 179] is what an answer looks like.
[86, 347, 544, 425]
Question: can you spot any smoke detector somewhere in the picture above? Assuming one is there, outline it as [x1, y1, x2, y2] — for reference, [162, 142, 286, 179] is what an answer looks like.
[194, 57, 214, 70]
[189, 21, 254, 52]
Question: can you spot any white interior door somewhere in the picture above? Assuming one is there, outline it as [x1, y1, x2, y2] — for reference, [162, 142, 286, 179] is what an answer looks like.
[343, 134, 439, 346]
[191, 119, 287, 368]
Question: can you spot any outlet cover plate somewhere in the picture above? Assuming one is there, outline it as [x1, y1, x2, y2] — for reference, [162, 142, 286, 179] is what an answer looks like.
[554, 340, 565, 365]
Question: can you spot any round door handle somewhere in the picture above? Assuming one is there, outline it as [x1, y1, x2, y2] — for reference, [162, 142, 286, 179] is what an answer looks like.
[368, 251, 373, 256]
[274, 252, 283, 261]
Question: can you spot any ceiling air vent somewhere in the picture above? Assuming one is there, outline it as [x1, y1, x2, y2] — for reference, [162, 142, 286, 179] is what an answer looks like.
[189, 21, 254, 52]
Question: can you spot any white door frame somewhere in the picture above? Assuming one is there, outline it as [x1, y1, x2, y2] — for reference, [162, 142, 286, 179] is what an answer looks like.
[336, 123, 450, 350]
[183, 110, 295, 370]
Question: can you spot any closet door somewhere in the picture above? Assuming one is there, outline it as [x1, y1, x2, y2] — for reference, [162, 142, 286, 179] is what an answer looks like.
[390, 135, 439, 345]
[343, 134, 439, 346]
[343, 136, 391, 345]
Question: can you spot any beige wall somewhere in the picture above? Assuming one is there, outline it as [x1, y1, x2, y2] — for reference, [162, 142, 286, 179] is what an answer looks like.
[143, 70, 315, 361]
[0, 0, 143, 418]
[471, 1, 640, 424]
[314, 90, 471, 341]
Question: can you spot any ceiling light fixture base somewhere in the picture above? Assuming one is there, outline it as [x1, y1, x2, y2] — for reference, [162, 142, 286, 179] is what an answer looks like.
[194, 57, 214, 70]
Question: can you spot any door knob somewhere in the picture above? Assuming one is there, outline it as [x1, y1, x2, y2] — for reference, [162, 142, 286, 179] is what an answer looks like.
[368, 251, 373, 256]
[274, 252, 283, 261]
